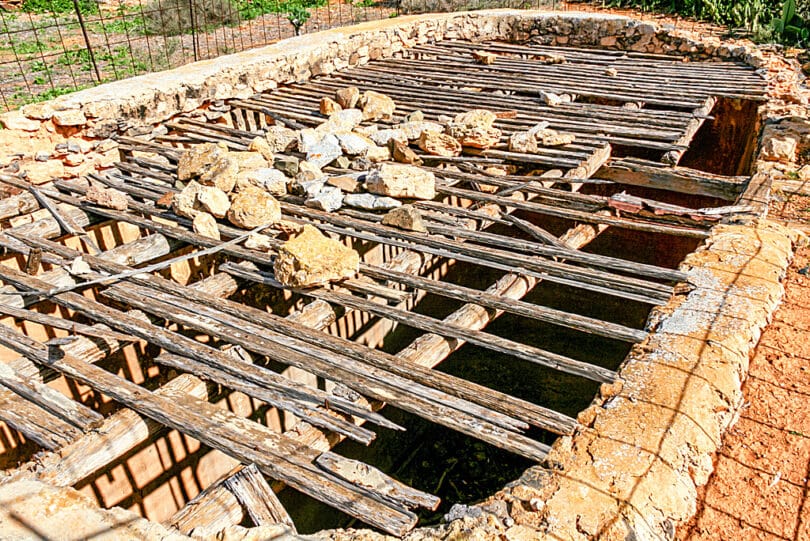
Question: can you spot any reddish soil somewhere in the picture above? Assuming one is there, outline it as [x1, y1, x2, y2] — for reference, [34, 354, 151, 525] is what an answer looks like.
[677, 196, 810, 541]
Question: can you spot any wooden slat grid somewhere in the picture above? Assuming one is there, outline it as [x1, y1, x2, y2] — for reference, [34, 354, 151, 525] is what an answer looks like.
[0, 38, 767, 537]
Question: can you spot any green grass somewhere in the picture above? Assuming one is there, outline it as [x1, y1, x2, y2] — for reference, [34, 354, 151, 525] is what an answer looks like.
[21, 0, 97, 15]
[237, 0, 327, 21]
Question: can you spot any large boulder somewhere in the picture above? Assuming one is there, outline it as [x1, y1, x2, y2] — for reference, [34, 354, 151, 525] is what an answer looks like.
[359, 91, 395, 121]
[273, 225, 360, 287]
[198, 153, 239, 193]
[177, 142, 228, 181]
[366, 163, 436, 200]
[335, 86, 360, 109]
[382, 204, 427, 232]
[265, 125, 298, 152]
[227, 186, 281, 228]
[446, 109, 502, 149]
[192, 212, 221, 240]
[172, 181, 229, 219]
[418, 131, 462, 157]
[196, 185, 231, 218]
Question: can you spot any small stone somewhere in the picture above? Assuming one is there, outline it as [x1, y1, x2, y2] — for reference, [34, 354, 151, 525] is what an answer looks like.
[227, 186, 281, 229]
[306, 186, 343, 212]
[327, 174, 361, 193]
[245, 233, 273, 251]
[366, 163, 435, 200]
[366, 144, 391, 163]
[398, 121, 444, 141]
[0, 111, 41, 131]
[177, 143, 228, 181]
[298, 129, 322, 154]
[35, 151, 50, 162]
[306, 133, 343, 169]
[52, 109, 87, 127]
[797, 164, 810, 181]
[174, 182, 203, 218]
[21, 102, 55, 120]
[405, 110, 424, 122]
[197, 186, 231, 218]
[539, 90, 563, 106]
[334, 156, 351, 169]
[381, 204, 427, 232]
[156, 192, 174, 208]
[391, 140, 422, 165]
[265, 125, 297, 152]
[297, 160, 325, 183]
[509, 131, 538, 153]
[370, 128, 408, 147]
[320, 97, 342, 115]
[274, 224, 360, 287]
[533, 52, 566, 64]
[274, 155, 300, 177]
[535, 128, 576, 146]
[337, 132, 372, 156]
[248, 137, 275, 162]
[446, 110, 501, 149]
[359, 90, 395, 121]
[192, 212, 220, 240]
[291, 178, 326, 198]
[350, 157, 372, 171]
[85, 184, 128, 210]
[63, 153, 85, 167]
[199, 155, 239, 193]
[344, 193, 403, 211]
[418, 131, 462, 157]
[605, 67, 618, 77]
[472, 50, 497, 65]
[318, 109, 363, 133]
[335, 86, 360, 109]
[761, 137, 797, 163]
[237, 167, 287, 196]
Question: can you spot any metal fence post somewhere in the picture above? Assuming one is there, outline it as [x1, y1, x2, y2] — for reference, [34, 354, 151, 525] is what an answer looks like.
[72, 0, 103, 84]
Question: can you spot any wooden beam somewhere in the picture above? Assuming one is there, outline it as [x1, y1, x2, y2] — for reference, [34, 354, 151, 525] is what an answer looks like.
[597, 158, 747, 201]
[0, 320, 419, 537]
[223, 464, 297, 531]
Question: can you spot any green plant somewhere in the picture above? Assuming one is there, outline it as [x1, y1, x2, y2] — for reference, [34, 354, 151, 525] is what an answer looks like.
[21, 0, 97, 15]
[142, 0, 241, 36]
[237, 0, 325, 20]
[57, 48, 94, 71]
[286, 1, 310, 34]
[771, 0, 809, 44]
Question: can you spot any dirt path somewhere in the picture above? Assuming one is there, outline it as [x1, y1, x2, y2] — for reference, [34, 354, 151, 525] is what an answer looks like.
[677, 195, 810, 541]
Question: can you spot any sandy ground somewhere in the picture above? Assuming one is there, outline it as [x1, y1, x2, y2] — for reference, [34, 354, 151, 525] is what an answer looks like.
[677, 193, 810, 541]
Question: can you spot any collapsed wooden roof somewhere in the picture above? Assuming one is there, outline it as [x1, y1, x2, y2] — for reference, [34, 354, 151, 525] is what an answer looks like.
[0, 40, 767, 537]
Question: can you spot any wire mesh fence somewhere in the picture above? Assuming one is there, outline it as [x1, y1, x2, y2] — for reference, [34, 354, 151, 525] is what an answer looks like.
[0, 0, 564, 112]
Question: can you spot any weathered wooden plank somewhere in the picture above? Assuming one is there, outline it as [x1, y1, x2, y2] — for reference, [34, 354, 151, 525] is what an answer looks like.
[0, 323, 418, 537]
[220, 263, 616, 384]
[0, 264, 389, 439]
[223, 464, 297, 531]
[597, 158, 747, 201]
[316, 452, 440, 511]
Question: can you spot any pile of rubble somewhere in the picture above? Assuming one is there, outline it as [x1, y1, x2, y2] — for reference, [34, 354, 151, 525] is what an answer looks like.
[86, 87, 577, 288]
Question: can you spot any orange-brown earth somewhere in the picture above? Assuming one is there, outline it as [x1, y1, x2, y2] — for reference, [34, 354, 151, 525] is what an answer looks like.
[678, 196, 810, 541]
